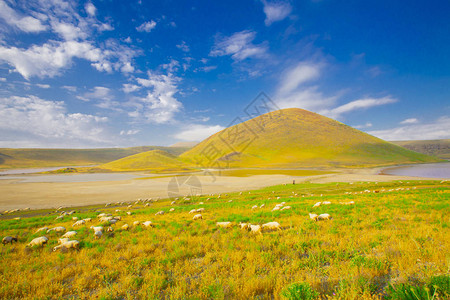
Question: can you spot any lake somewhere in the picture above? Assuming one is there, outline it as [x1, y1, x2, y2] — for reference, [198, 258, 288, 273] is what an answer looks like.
[381, 162, 450, 178]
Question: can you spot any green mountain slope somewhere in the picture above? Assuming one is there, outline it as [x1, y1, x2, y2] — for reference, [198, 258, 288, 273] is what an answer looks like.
[181, 108, 441, 168]
[100, 150, 190, 172]
[0, 146, 189, 170]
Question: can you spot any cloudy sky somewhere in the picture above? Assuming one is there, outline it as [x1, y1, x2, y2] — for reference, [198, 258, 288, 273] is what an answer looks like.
[0, 0, 449, 148]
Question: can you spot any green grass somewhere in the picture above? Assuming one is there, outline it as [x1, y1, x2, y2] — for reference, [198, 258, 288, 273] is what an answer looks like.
[0, 180, 448, 299]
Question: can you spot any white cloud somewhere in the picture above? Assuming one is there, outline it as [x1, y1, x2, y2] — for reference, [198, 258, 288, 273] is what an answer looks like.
[36, 83, 50, 89]
[176, 41, 190, 52]
[278, 62, 321, 95]
[120, 129, 140, 136]
[321, 96, 397, 119]
[353, 122, 373, 129]
[122, 84, 141, 93]
[0, 77, 6, 82]
[368, 116, 450, 141]
[136, 20, 157, 32]
[51, 20, 88, 40]
[0, 95, 109, 147]
[85, 2, 97, 16]
[261, 0, 292, 26]
[62, 85, 77, 92]
[0, 0, 47, 33]
[210, 30, 268, 61]
[400, 118, 419, 124]
[133, 71, 182, 123]
[173, 124, 225, 141]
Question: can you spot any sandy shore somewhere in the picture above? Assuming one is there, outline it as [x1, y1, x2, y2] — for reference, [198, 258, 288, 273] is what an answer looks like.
[0, 168, 445, 211]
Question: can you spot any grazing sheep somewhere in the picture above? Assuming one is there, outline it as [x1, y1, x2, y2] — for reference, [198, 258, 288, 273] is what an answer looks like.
[55, 215, 64, 220]
[239, 222, 249, 230]
[281, 206, 291, 211]
[121, 224, 129, 230]
[107, 226, 114, 232]
[309, 213, 318, 221]
[127, 211, 132, 215]
[262, 222, 282, 231]
[53, 240, 80, 251]
[27, 236, 48, 247]
[58, 238, 70, 244]
[2, 236, 18, 245]
[249, 224, 262, 235]
[252, 205, 258, 210]
[47, 226, 66, 233]
[94, 230, 102, 239]
[196, 208, 205, 213]
[108, 219, 118, 225]
[35, 227, 48, 233]
[143, 221, 154, 227]
[90, 226, 103, 232]
[313, 202, 321, 208]
[72, 217, 79, 221]
[83, 218, 92, 223]
[216, 222, 232, 228]
[260, 204, 265, 208]
[169, 208, 175, 212]
[62, 231, 77, 238]
[72, 220, 86, 227]
[322, 201, 331, 205]
[189, 209, 197, 214]
[133, 221, 140, 226]
[317, 213, 332, 221]
[272, 206, 281, 211]
[155, 211, 165, 216]
[193, 214, 202, 220]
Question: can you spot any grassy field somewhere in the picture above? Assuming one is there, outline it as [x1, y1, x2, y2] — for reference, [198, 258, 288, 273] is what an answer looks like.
[0, 180, 449, 299]
[0, 146, 189, 170]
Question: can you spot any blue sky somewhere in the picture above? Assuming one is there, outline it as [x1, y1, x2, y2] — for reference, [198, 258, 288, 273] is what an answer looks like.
[0, 0, 449, 148]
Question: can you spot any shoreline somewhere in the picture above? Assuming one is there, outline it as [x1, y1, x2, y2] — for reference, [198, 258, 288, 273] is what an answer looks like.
[0, 166, 447, 211]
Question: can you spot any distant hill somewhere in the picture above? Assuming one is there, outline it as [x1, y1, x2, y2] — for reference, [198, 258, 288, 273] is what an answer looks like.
[99, 149, 190, 172]
[0, 146, 189, 170]
[169, 141, 198, 148]
[391, 139, 450, 159]
[181, 108, 441, 168]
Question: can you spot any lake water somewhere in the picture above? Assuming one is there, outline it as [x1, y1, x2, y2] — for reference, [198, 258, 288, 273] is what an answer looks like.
[381, 162, 450, 179]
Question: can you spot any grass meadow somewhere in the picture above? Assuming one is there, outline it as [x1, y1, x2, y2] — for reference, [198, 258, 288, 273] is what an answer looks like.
[0, 180, 449, 299]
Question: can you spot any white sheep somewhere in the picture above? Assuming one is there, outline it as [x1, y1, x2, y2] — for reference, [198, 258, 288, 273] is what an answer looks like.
[251, 205, 258, 210]
[143, 221, 154, 227]
[272, 206, 281, 211]
[188, 209, 197, 214]
[309, 213, 318, 221]
[216, 222, 232, 228]
[62, 231, 77, 238]
[83, 218, 92, 223]
[322, 201, 331, 205]
[313, 202, 321, 208]
[35, 226, 49, 233]
[249, 224, 262, 235]
[94, 230, 102, 239]
[239, 222, 249, 230]
[193, 214, 202, 220]
[133, 221, 140, 226]
[317, 213, 332, 221]
[27, 236, 48, 247]
[47, 226, 66, 233]
[260, 204, 265, 208]
[53, 240, 80, 251]
[72, 220, 86, 227]
[196, 208, 205, 213]
[122, 224, 129, 230]
[155, 210, 164, 216]
[169, 208, 175, 212]
[106, 226, 114, 232]
[90, 226, 103, 232]
[58, 237, 70, 244]
[281, 206, 291, 210]
[262, 222, 282, 231]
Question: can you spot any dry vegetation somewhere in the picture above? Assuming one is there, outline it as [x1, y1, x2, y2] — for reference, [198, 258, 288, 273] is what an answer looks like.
[0, 180, 449, 299]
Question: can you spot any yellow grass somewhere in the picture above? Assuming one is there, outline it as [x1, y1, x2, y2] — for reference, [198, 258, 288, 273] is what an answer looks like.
[0, 180, 448, 299]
